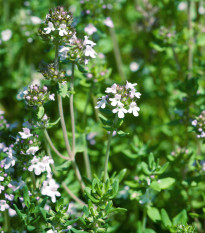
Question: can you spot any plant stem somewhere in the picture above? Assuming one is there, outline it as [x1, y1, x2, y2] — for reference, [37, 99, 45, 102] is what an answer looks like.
[70, 63, 76, 156]
[57, 94, 73, 157]
[104, 115, 118, 182]
[46, 144, 85, 205]
[81, 85, 93, 179]
[187, 0, 193, 80]
[109, 26, 126, 82]
[44, 129, 70, 161]
[4, 209, 11, 233]
[83, 133, 92, 179]
[62, 182, 86, 206]
[54, 44, 84, 191]
[31, 172, 36, 190]
[142, 207, 147, 233]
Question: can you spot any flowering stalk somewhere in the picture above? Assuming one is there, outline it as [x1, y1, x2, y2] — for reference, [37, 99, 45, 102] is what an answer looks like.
[70, 63, 76, 156]
[142, 207, 147, 233]
[187, 0, 193, 80]
[44, 129, 70, 161]
[104, 115, 118, 182]
[109, 26, 126, 82]
[4, 209, 10, 233]
[54, 44, 85, 191]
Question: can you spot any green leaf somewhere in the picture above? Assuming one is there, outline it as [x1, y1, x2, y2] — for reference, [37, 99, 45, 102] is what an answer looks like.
[148, 153, 155, 170]
[99, 114, 112, 126]
[173, 209, 187, 226]
[37, 106, 44, 119]
[56, 197, 64, 212]
[157, 178, 175, 189]
[47, 117, 60, 128]
[108, 207, 127, 214]
[23, 185, 30, 207]
[161, 208, 172, 228]
[150, 42, 166, 52]
[157, 162, 169, 174]
[58, 82, 68, 98]
[147, 207, 161, 222]
[13, 204, 26, 218]
[117, 130, 129, 136]
[141, 162, 151, 175]
[40, 207, 47, 221]
[150, 181, 161, 192]
[76, 63, 87, 73]
[27, 225, 36, 231]
[115, 169, 127, 182]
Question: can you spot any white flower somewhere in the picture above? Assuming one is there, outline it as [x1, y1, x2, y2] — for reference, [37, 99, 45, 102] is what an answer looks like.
[4, 148, 17, 169]
[130, 62, 139, 72]
[1, 29, 12, 41]
[178, 2, 187, 11]
[30, 16, 42, 24]
[130, 88, 141, 99]
[83, 36, 96, 46]
[105, 83, 117, 94]
[84, 24, 97, 35]
[47, 230, 57, 233]
[0, 176, 4, 181]
[95, 96, 107, 109]
[128, 102, 140, 117]
[112, 103, 127, 118]
[192, 120, 197, 126]
[28, 156, 53, 176]
[0, 185, 5, 194]
[44, 22, 55, 34]
[42, 156, 54, 174]
[41, 178, 61, 203]
[109, 94, 122, 107]
[26, 146, 39, 155]
[69, 33, 77, 45]
[58, 24, 68, 36]
[19, 128, 33, 139]
[49, 94, 55, 101]
[199, 6, 205, 15]
[125, 81, 137, 90]
[42, 114, 48, 121]
[59, 46, 69, 60]
[84, 45, 97, 58]
[0, 200, 9, 211]
[104, 17, 114, 28]
[28, 156, 45, 175]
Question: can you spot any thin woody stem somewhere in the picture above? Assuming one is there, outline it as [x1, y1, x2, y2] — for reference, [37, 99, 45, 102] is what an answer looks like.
[46, 144, 85, 205]
[44, 129, 70, 161]
[187, 0, 193, 80]
[104, 115, 118, 182]
[109, 26, 126, 82]
[70, 63, 76, 156]
[54, 43, 85, 191]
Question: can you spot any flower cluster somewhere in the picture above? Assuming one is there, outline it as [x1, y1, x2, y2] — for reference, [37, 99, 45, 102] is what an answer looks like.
[0, 110, 9, 131]
[59, 34, 97, 65]
[28, 156, 54, 176]
[40, 63, 67, 83]
[96, 81, 141, 118]
[39, 6, 75, 42]
[41, 178, 60, 203]
[23, 84, 55, 106]
[192, 110, 205, 138]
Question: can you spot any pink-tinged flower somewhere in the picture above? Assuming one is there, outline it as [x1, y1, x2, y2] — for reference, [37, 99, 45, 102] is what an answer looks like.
[44, 22, 55, 34]
[95, 96, 107, 109]
[192, 120, 197, 126]
[130, 89, 141, 99]
[26, 146, 39, 155]
[84, 24, 97, 35]
[41, 178, 61, 203]
[19, 128, 33, 139]
[105, 83, 117, 94]
[104, 17, 114, 28]
[49, 94, 55, 101]
[112, 103, 127, 118]
[0, 200, 9, 211]
[125, 81, 137, 90]
[128, 102, 140, 117]
[84, 45, 97, 58]
[109, 94, 122, 107]
[4, 148, 17, 169]
[58, 24, 68, 36]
